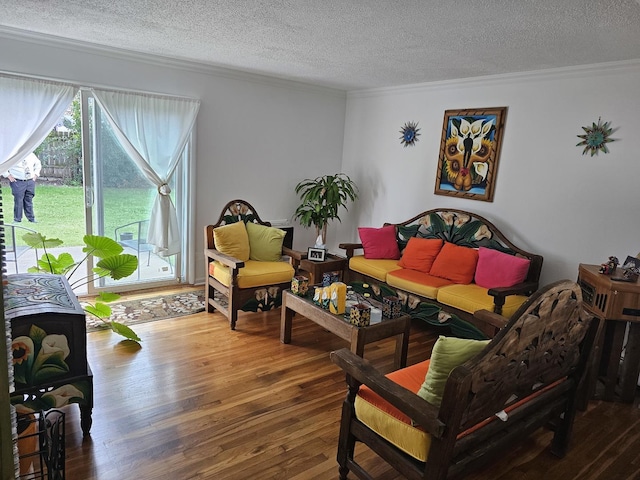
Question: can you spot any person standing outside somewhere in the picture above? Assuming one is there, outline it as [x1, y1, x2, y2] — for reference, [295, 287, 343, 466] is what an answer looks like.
[3, 152, 42, 223]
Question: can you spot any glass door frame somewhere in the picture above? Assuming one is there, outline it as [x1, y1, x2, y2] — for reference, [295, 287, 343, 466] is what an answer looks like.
[80, 89, 186, 294]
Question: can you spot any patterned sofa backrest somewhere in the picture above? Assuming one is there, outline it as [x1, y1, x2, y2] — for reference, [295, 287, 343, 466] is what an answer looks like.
[384, 209, 543, 285]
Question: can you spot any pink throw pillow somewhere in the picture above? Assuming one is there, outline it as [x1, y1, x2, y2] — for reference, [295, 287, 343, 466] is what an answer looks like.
[474, 247, 531, 289]
[358, 225, 400, 260]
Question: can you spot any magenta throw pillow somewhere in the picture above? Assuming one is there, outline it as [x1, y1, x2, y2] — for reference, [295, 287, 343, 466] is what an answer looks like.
[474, 247, 531, 289]
[358, 225, 400, 260]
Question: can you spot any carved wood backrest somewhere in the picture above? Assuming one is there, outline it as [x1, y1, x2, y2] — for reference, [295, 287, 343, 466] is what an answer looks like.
[204, 199, 271, 249]
[445, 280, 591, 430]
[384, 208, 543, 286]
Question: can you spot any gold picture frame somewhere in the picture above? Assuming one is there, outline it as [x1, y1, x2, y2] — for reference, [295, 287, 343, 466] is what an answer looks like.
[434, 107, 507, 202]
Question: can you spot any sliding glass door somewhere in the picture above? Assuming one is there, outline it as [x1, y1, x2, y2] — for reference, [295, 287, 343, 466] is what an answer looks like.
[81, 91, 181, 293]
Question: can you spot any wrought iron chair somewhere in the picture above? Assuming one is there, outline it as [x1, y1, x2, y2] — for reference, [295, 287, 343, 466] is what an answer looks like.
[2, 223, 39, 273]
[114, 219, 153, 279]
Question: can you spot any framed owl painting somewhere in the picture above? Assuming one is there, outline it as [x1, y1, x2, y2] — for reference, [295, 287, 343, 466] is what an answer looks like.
[434, 107, 507, 202]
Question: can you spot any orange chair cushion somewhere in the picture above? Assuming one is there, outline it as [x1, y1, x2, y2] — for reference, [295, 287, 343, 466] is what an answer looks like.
[397, 238, 444, 273]
[356, 360, 565, 462]
[430, 242, 479, 284]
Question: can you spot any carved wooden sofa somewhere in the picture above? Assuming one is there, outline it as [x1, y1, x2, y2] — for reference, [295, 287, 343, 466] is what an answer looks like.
[340, 208, 543, 337]
[204, 199, 302, 330]
[330, 280, 599, 479]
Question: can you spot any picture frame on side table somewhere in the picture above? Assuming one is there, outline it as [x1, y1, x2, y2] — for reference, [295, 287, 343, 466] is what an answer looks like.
[307, 247, 326, 262]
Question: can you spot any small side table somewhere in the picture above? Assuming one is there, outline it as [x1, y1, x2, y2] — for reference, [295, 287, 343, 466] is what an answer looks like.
[299, 253, 347, 285]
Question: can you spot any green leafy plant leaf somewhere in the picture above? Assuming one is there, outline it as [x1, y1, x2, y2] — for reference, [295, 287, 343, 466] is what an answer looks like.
[93, 254, 139, 280]
[22, 231, 142, 344]
[82, 234, 124, 258]
[84, 302, 112, 319]
[109, 322, 142, 342]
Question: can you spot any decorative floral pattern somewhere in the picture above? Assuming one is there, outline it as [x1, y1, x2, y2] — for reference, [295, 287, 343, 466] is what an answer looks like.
[12, 325, 70, 387]
[396, 210, 512, 253]
[350, 281, 487, 340]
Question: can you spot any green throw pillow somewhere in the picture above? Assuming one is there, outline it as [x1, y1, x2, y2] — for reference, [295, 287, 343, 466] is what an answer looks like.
[417, 336, 490, 407]
[246, 221, 286, 262]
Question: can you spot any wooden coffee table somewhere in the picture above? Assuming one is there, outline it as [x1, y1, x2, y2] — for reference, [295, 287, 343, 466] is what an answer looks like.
[280, 289, 411, 369]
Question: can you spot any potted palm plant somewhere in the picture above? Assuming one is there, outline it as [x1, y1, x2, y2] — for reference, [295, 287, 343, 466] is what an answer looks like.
[293, 173, 358, 247]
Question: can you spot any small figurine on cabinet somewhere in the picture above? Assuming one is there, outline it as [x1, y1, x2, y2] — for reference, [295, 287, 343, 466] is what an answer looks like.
[599, 256, 619, 275]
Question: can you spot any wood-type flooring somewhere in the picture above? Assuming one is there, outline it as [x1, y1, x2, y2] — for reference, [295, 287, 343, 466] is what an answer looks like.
[63, 289, 640, 479]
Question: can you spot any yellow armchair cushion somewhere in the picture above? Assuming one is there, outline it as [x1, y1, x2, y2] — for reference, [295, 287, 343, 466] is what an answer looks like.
[212, 259, 295, 289]
[356, 360, 432, 461]
[436, 283, 528, 318]
[213, 221, 250, 262]
[349, 255, 403, 282]
[246, 222, 286, 262]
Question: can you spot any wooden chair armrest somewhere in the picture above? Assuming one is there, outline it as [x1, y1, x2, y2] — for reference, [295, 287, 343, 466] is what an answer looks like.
[330, 348, 445, 437]
[204, 248, 245, 269]
[488, 281, 539, 299]
[283, 247, 307, 261]
[338, 242, 363, 259]
[473, 309, 509, 331]
[283, 247, 307, 271]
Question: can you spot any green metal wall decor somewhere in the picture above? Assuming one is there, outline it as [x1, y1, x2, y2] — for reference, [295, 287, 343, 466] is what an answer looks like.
[400, 121, 420, 147]
[576, 117, 614, 156]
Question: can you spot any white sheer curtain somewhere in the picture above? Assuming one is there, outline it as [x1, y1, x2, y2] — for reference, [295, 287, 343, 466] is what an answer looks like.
[0, 75, 77, 171]
[91, 89, 200, 256]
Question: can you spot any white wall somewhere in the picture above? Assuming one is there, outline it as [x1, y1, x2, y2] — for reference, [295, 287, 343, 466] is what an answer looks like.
[339, 61, 640, 286]
[0, 32, 347, 284]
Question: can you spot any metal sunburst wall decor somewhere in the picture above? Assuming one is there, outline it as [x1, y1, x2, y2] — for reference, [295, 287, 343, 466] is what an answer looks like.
[576, 117, 615, 156]
[400, 121, 420, 147]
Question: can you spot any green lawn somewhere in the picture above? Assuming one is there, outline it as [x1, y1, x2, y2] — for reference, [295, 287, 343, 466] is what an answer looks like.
[2, 184, 156, 246]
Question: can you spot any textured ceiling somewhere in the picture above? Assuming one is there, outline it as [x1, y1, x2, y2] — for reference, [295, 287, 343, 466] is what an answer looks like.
[1, 0, 640, 90]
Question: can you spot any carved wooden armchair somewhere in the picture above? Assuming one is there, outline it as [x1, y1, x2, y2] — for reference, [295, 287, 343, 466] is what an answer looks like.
[204, 199, 302, 330]
[330, 280, 599, 479]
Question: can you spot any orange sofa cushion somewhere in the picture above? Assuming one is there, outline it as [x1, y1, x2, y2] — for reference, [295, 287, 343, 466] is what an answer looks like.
[397, 238, 444, 273]
[430, 242, 479, 284]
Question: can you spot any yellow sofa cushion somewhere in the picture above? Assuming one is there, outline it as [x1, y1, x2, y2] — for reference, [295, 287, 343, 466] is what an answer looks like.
[386, 269, 453, 300]
[245, 221, 286, 262]
[212, 259, 295, 289]
[436, 284, 527, 318]
[213, 221, 250, 262]
[349, 255, 403, 282]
